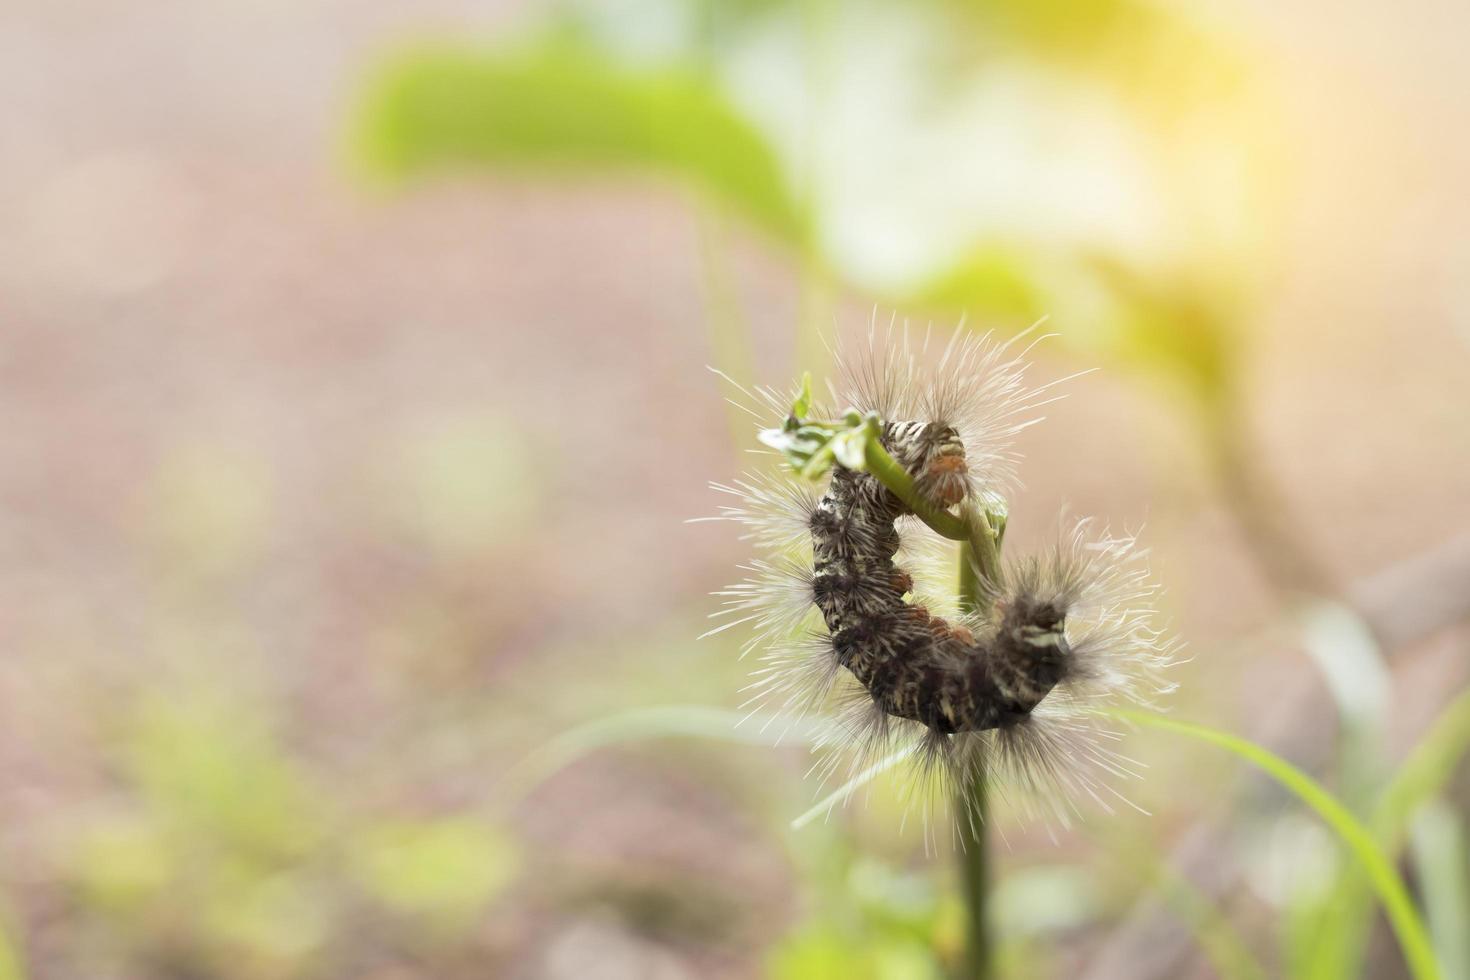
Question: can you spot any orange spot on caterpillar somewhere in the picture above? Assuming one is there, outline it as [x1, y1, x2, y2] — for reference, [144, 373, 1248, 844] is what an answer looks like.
[926, 454, 968, 505]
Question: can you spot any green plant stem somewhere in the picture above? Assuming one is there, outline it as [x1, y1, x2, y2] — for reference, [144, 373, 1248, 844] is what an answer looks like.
[861, 439, 969, 540]
[955, 507, 1002, 980]
[863, 432, 1006, 980]
[956, 777, 991, 980]
[956, 552, 990, 980]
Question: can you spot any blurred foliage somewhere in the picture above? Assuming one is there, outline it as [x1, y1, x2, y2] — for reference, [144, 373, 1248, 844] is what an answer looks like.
[351, 0, 1270, 418]
[767, 840, 955, 980]
[1286, 685, 1470, 980]
[349, 818, 518, 928]
[1121, 710, 1458, 980]
[899, 245, 1045, 325]
[56, 693, 522, 978]
[354, 39, 804, 241]
[122, 695, 328, 860]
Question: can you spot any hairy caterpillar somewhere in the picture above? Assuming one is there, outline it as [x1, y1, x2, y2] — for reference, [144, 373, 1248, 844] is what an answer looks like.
[704, 322, 1178, 827]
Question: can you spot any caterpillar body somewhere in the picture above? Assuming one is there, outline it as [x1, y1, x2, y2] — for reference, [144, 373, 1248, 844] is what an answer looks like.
[813, 424, 1067, 736]
[705, 323, 1177, 826]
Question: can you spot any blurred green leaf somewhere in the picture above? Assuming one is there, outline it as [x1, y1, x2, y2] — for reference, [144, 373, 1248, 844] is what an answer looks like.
[769, 926, 873, 980]
[124, 697, 327, 861]
[350, 818, 518, 925]
[1086, 255, 1238, 402]
[197, 872, 327, 966]
[768, 922, 939, 980]
[354, 40, 803, 241]
[72, 819, 173, 912]
[900, 245, 1044, 324]
[902, 247, 1240, 408]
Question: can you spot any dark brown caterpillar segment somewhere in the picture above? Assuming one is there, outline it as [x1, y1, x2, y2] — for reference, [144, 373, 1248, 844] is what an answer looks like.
[811, 422, 1069, 735]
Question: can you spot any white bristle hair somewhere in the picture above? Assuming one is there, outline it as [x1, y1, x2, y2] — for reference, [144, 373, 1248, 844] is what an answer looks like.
[831, 313, 1071, 503]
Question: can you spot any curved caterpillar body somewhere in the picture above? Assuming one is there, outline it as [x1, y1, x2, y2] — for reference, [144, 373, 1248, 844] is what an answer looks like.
[813, 423, 1068, 736]
[704, 323, 1178, 825]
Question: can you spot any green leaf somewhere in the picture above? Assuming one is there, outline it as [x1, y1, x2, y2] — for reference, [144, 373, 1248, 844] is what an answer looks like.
[1114, 710, 1442, 980]
[899, 244, 1044, 323]
[791, 371, 814, 420]
[797, 441, 838, 481]
[759, 411, 878, 482]
[829, 427, 870, 471]
[353, 40, 803, 241]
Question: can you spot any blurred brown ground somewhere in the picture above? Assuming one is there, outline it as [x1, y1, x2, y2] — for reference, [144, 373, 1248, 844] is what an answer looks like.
[1, 1, 1468, 978]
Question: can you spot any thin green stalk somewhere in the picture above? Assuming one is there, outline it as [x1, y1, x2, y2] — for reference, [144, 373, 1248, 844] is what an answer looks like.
[862, 439, 969, 540]
[955, 506, 1003, 980]
[956, 547, 991, 980]
[863, 431, 1005, 980]
[963, 505, 1003, 608]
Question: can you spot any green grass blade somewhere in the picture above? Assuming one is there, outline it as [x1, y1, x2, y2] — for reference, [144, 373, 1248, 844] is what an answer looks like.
[498, 706, 830, 803]
[1291, 685, 1470, 980]
[1374, 687, 1470, 846]
[1114, 710, 1442, 980]
[1410, 801, 1470, 980]
[789, 746, 915, 830]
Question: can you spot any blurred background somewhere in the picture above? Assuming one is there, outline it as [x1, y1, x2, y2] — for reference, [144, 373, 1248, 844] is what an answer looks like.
[2, 0, 1469, 977]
